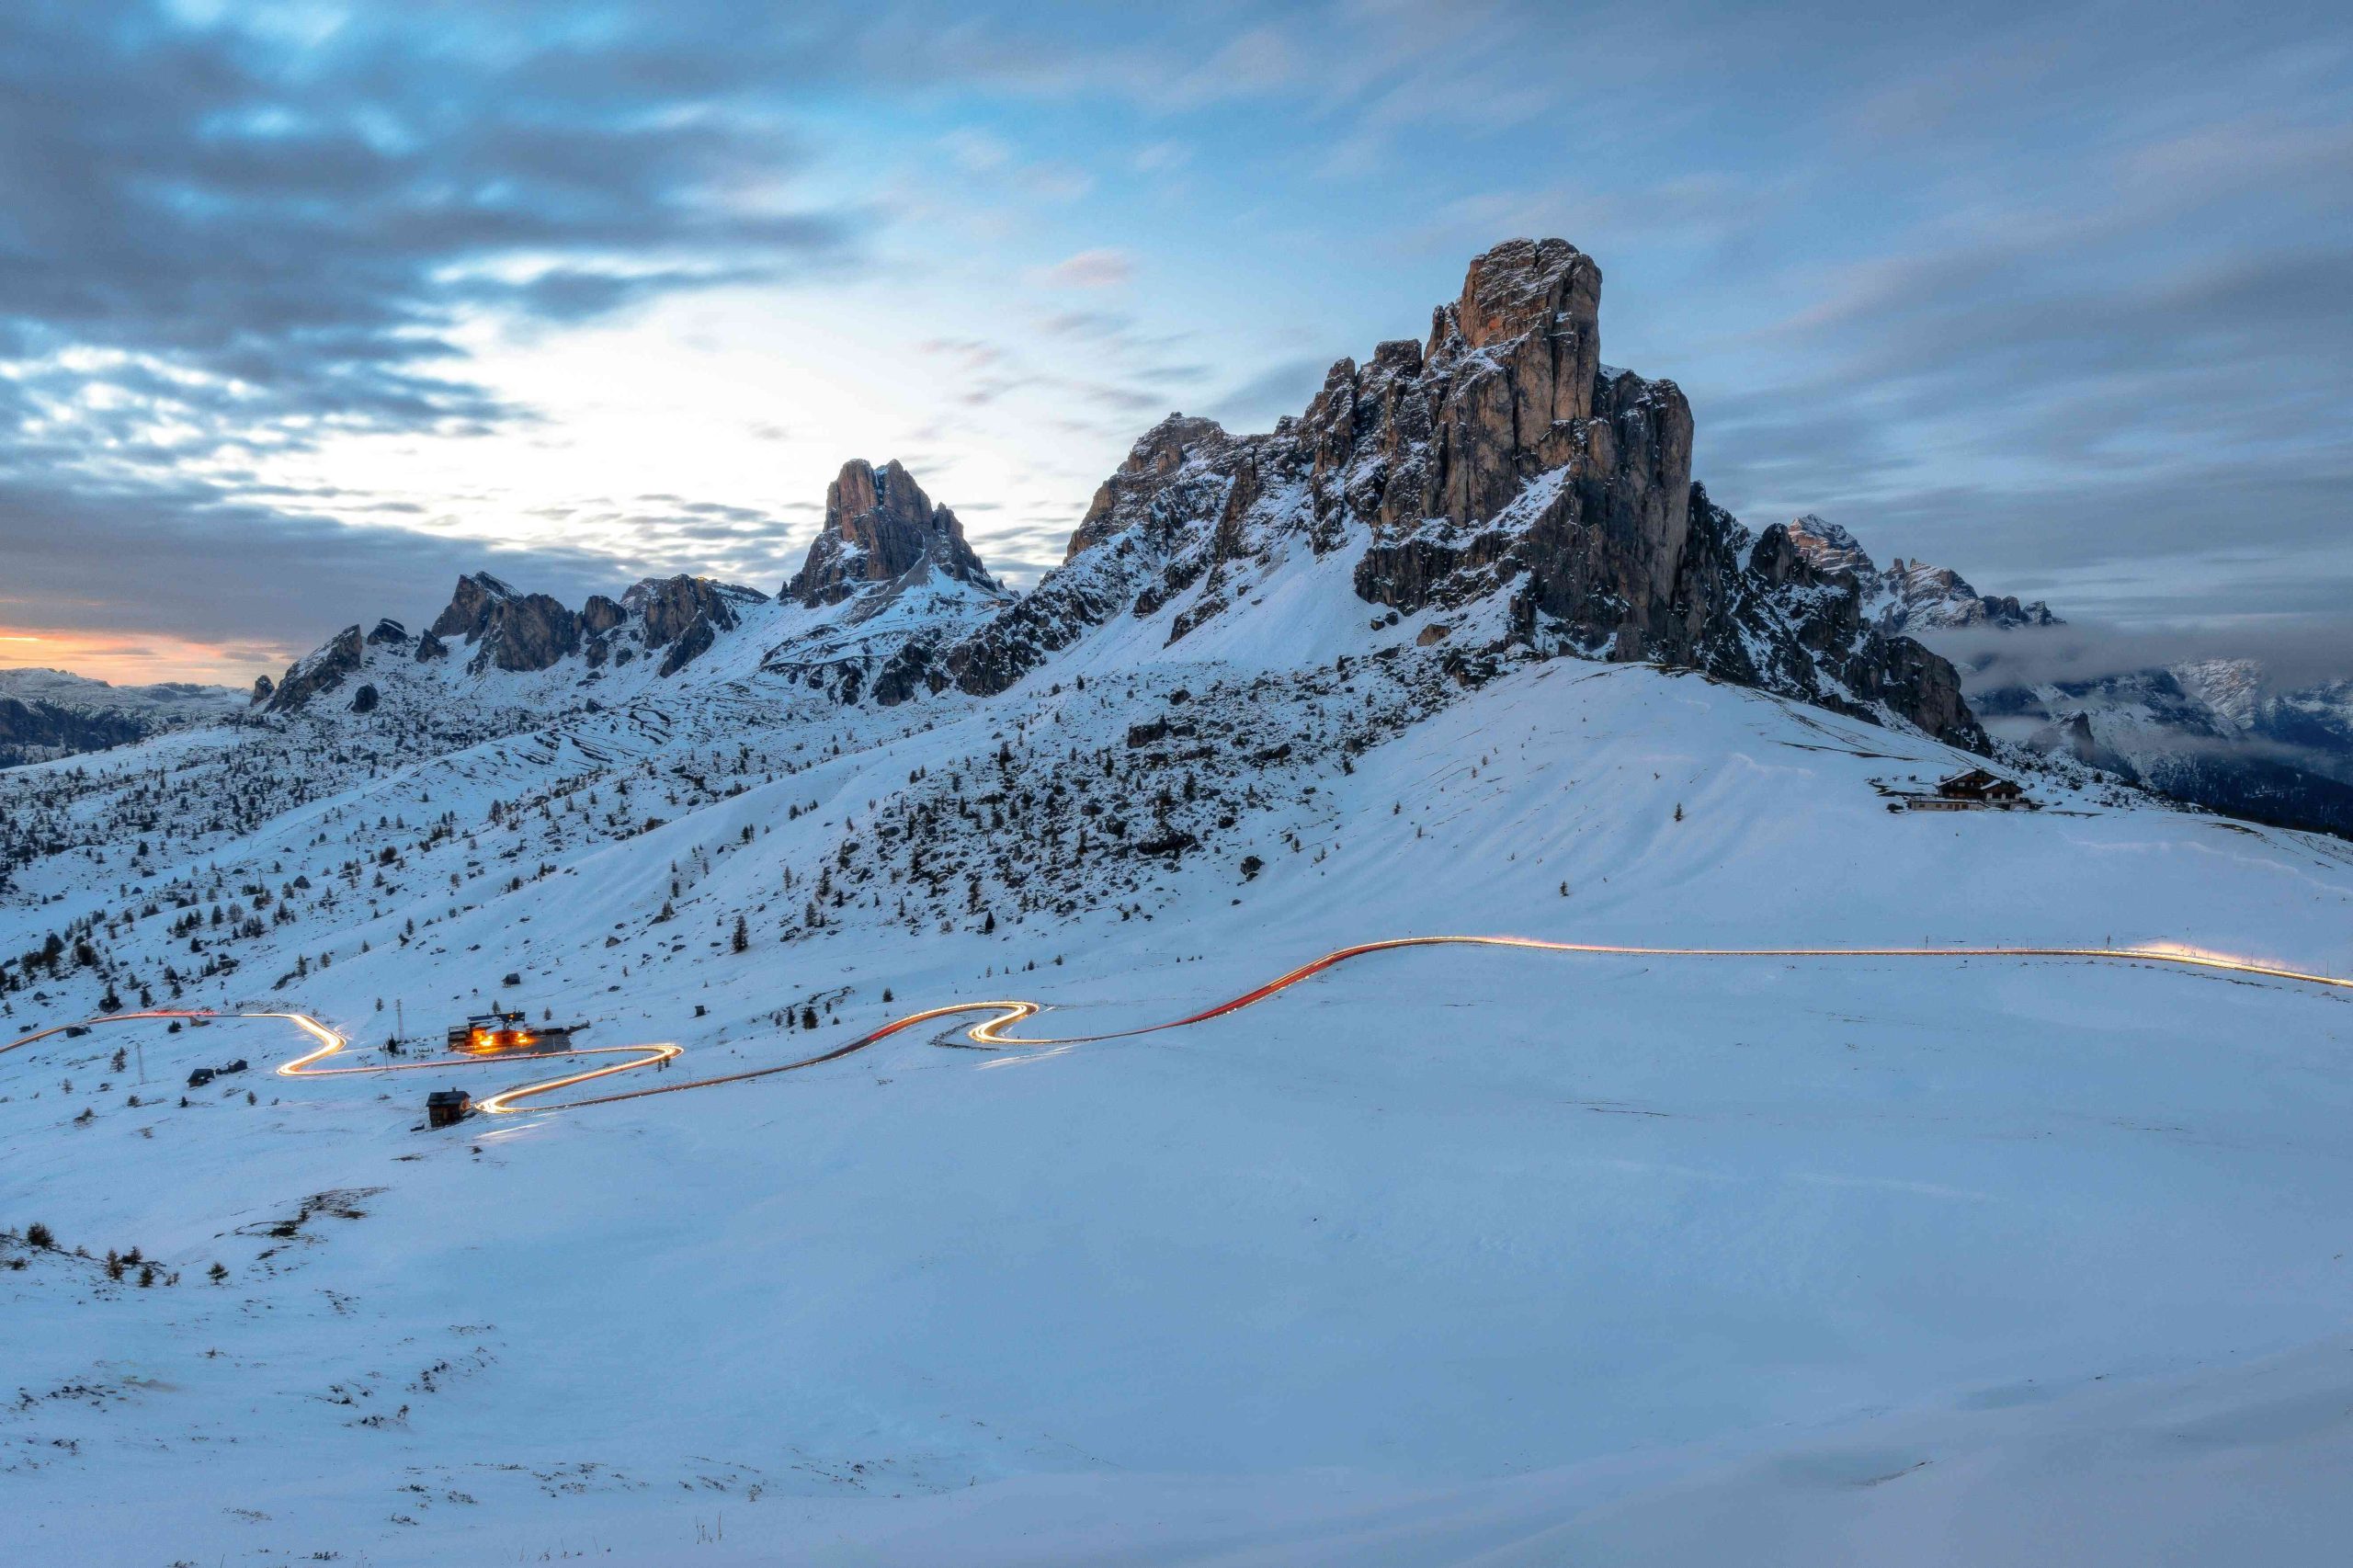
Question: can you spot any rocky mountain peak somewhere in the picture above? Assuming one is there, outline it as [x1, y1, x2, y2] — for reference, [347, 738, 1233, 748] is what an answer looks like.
[1431, 236, 1603, 426]
[1878, 556, 2059, 633]
[423, 572, 578, 674]
[264, 624, 364, 714]
[426, 572, 518, 642]
[786, 459, 1000, 608]
[900, 237, 1984, 752]
[1449, 238, 1599, 344]
[1785, 516, 1877, 580]
[1774, 515, 2061, 638]
[618, 574, 769, 676]
[1063, 415, 1238, 565]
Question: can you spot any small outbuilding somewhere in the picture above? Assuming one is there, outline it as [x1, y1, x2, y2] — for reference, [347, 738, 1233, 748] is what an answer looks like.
[426, 1089, 472, 1129]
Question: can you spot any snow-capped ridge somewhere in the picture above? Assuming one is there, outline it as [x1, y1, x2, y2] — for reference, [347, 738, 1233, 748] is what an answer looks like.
[233, 244, 2008, 761]
[1780, 513, 2059, 634]
[874, 237, 1988, 754]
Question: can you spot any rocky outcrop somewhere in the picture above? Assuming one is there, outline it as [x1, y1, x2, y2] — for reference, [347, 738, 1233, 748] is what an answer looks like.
[365, 618, 410, 647]
[612, 575, 769, 676]
[474, 593, 578, 674]
[786, 460, 1000, 608]
[426, 573, 579, 674]
[909, 237, 1986, 750]
[265, 625, 364, 714]
[1881, 559, 2059, 633]
[349, 682, 380, 714]
[429, 573, 512, 642]
[629, 575, 752, 649]
[581, 595, 626, 635]
[250, 675, 274, 706]
[1783, 516, 2059, 634]
[1782, 516, 1876, 578]
[414, 631, 447, 662]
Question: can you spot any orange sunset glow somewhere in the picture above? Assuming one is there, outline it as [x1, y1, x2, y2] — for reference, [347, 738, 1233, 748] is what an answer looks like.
[0, 628, 288, 687]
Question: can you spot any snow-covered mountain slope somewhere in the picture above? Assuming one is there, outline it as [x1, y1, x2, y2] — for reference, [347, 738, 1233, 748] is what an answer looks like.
[6, 646, 2353, 1565]
[6, 237, 2353, 1564]
[0, 666, 244, 767]
[1964, 659, 2353, 835]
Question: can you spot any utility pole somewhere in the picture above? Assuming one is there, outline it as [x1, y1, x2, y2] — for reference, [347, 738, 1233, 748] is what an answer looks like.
[134, 1040, 146, 1085]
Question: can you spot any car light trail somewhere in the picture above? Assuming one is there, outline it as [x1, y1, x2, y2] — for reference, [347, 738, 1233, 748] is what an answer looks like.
[6, 938, 2347, 1121]
[0, 1006, 678, 1112]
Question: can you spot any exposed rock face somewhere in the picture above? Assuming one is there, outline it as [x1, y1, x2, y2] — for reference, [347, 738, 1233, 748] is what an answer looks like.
[620, 574, 768, 677]
[426, 573, 579, 673]
[914, 237, 1985, 750]
[1783, 516, 2059, 634]
[250, 675, 275, 706]
[581, 595, 626, 635]
[265, 625, 364, 714]
[349, 682, 381, 714]
[628, 575, 752, 648]
[1782, 516, 1876, 577]
[365, 618, 410, 647]
[1726, 518, 1987, 750]
[414, 631, 447, 662]
[787, 460, 999, 608]
[429, 573, 512, 642]
[475, 593, 579, 674]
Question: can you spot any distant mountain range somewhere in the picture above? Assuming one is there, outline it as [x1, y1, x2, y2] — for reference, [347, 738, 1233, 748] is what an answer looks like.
[1777, 517, 2353, 838]
[0, 667, 244, 767]
[7, 236, 2347, 842]
[240, 238, 1991, 766]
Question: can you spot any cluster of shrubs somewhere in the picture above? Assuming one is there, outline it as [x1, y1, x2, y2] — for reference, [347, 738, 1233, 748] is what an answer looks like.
[5, 1221, 227, 1287]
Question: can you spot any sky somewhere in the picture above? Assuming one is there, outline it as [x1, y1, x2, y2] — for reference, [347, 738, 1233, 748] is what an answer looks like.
[3, 0, 2348, 687]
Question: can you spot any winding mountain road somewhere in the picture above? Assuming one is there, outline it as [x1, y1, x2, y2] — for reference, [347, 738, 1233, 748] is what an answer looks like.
[6, 937, 2348, 1119]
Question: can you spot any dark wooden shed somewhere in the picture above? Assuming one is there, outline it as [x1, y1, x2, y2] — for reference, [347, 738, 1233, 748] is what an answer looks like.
[1938, 767, 2025, 802]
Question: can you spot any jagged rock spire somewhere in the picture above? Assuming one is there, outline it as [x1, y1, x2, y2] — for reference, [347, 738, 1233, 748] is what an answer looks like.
[786, 460, 999, 608]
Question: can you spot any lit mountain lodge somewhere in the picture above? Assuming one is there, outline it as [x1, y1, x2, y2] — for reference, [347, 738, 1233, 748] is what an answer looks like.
[446, 1010, 585, 1054]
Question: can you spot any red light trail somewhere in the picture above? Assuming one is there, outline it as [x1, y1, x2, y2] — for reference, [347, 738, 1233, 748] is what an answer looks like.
[8, 937, 2344, 1121]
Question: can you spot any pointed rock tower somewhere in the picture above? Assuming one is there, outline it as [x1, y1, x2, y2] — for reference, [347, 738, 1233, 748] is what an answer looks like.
[786, 460, 1000, 608]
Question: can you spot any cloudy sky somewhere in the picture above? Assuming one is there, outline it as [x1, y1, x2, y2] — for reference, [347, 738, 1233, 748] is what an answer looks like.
[4, 0, 2348, 685]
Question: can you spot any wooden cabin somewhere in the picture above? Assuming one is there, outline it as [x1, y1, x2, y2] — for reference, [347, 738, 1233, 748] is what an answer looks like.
[1937, 767, 2025, 803]
[426, 1089, 472, 1128]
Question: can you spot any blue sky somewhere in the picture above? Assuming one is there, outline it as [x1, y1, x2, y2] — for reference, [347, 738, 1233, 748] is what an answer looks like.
[4, 0, 2348, 681]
